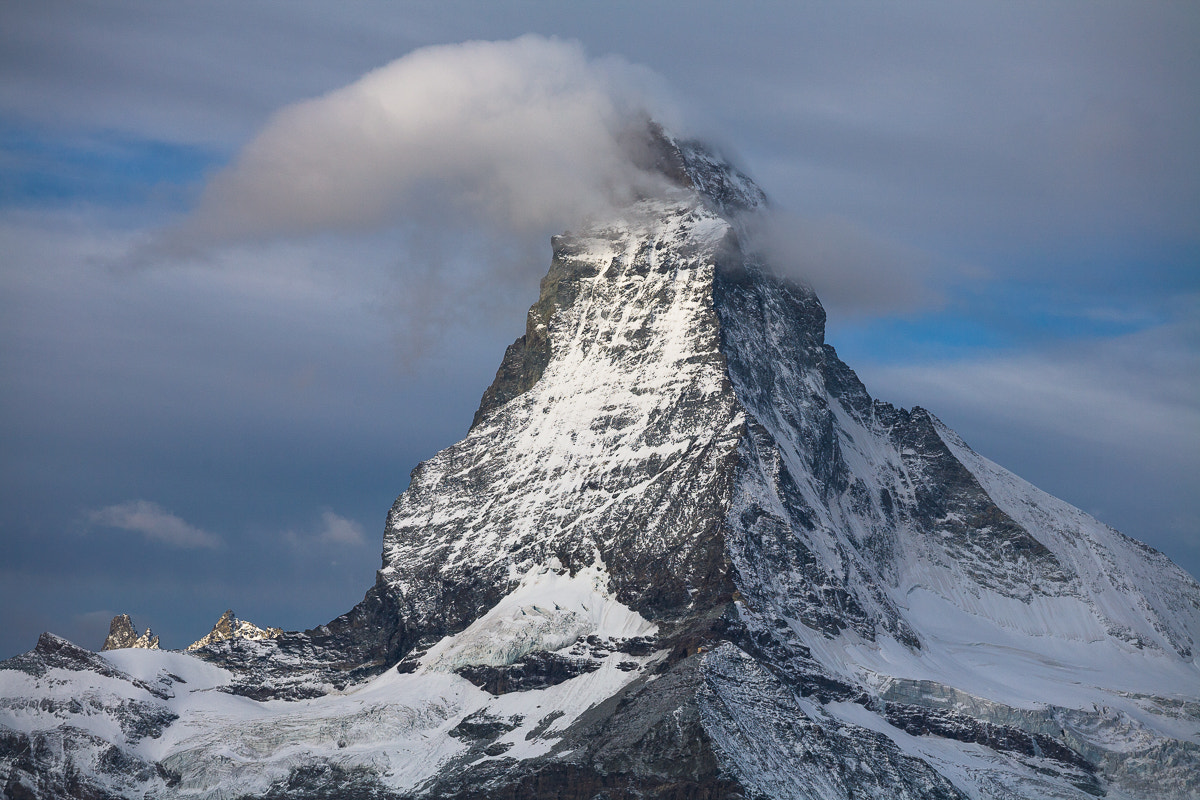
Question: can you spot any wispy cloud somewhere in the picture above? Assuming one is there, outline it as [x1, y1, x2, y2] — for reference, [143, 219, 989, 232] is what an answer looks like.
[283, 510, 367, 549]
[314, 510, 366, 546]
[861, 308, 1200, 465]
[748, 211, 983, 316]
[88, 500, 222, 549]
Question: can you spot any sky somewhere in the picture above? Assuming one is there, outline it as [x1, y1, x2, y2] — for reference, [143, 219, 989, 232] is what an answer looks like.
[1, 1, 1197, 658]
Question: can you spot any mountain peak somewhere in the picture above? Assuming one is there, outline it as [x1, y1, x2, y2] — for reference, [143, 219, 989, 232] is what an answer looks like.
[186, 609, 282, 651]
[100, 613, 159, 651]
[470, 131, 769, 432]
[634, 123, 767, 216]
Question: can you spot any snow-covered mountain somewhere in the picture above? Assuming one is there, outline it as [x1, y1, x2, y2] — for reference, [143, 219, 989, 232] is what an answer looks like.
[3, 128, 1198, 799]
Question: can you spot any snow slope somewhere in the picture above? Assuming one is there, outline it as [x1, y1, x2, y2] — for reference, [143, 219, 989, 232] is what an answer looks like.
[1, 567, 665, 798]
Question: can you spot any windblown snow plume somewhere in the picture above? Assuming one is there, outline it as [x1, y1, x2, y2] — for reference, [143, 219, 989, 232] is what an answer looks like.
[178, 35, 674, 245]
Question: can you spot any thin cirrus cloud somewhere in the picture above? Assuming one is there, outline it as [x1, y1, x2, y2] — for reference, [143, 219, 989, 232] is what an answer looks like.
[151, 34, 677, 257]
[88, 500, 222, 549]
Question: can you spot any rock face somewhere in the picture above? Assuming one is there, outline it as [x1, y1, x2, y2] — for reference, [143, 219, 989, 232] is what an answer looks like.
[2, 128, 1198, 799]
[101, 614, 159, 651]
[185, 609, 282, 651]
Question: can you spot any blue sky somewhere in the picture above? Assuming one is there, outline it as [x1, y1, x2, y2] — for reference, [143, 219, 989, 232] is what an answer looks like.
[0, 125, 215, 209]
[1, 1, 1197, 658]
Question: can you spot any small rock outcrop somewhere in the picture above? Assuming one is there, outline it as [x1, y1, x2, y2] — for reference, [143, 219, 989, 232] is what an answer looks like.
[186, 609, 282, 651]
[100, 614, 159, 651]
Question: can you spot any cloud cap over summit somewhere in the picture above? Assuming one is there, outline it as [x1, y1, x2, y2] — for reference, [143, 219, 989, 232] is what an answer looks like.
[171, 35, 677, 250]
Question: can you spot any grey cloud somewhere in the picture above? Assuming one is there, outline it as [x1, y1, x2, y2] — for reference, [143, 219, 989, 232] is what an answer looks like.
[694, 3, 1200, 246]
[0, 1, 406, 149]
[158, 35, 675, 252]
[284, 511, 367, 548]
[862, 314, 1200, 460]
[88, 500, 222, 549]
[748, 211, 978, 316]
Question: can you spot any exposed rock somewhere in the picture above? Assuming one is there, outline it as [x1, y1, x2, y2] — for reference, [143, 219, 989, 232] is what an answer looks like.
[456, 650, 601, 695]
[0, 725, 168, 800]
[101, 614, 159, 651]
[186, 609, 282, 651]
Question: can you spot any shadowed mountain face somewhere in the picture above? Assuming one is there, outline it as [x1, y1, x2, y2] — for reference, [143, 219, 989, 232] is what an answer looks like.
[3, 130, 1199, 799]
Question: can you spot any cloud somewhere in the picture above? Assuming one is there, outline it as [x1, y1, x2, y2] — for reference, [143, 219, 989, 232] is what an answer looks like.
[315, 510, 366, 546]
[284, 510, 368, 549]
[156, 35, 674, 253]
[88, 500, 221, 549]
[748, 211, 979, 316]
[859, 307, 1200, 468]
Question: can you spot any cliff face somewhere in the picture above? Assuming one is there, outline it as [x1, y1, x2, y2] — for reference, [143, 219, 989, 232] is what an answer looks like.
[382, 196, 746, 645]
[2, 131, 1198, 800]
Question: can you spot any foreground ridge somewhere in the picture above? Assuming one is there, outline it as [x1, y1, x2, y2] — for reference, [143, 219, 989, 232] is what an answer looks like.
[2, 129, 1198, 799]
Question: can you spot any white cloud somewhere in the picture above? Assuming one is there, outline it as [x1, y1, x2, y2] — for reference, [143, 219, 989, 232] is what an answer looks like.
[283, 510, 368, 549]
[88, 500, 221, 549]
[315, 510, 366, 546]
[163, 35, 673, 251]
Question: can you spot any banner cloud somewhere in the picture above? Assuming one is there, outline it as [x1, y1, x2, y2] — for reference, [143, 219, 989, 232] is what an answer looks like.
[175, 35, 675, 247]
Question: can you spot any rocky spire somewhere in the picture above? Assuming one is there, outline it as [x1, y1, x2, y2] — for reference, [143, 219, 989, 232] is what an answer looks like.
[100, 614, 159, 651]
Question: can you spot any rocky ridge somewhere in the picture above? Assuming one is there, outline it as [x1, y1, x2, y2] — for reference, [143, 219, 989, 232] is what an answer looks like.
[1, 127, 1198, 799]
[185, 609, 283, 651]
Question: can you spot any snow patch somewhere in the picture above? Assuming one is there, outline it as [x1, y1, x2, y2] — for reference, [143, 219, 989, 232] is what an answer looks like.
[421, 559, 656, 672]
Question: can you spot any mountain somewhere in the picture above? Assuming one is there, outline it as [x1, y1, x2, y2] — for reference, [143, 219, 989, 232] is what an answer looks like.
[2, 128, 1198, 799]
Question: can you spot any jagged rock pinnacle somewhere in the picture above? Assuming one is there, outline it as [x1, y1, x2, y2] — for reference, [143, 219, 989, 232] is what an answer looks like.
[100, 614, 159, 651]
